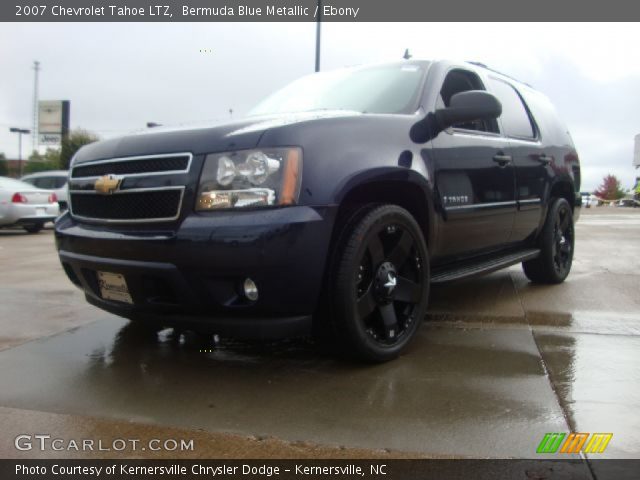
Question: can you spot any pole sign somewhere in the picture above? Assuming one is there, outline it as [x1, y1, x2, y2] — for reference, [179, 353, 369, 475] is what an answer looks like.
[634, 133, 640, 168]
[38, 100, 70, 146]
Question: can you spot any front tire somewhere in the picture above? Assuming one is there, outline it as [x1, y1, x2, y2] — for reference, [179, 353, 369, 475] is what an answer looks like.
[331, 205, 430, 362]
[523, 197, 575, 284]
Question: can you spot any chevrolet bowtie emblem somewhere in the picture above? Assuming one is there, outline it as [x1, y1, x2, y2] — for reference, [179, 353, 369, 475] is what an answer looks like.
[94, 175, 122, 195]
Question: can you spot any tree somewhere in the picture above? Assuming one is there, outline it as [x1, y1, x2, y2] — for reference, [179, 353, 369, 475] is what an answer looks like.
[0, 153, 8, 176]
[25, 148, 61, 173]
[60, 129, 99, 169]
[594, 174, 626, 200]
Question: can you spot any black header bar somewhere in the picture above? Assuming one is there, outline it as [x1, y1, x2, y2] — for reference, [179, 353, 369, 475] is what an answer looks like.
[3, 0, 640, 22]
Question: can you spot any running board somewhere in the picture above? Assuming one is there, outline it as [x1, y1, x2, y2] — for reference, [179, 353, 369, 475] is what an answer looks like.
[431, 248, 540, 284]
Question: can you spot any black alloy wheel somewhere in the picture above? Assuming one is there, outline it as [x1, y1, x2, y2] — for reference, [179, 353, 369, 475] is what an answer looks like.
[523, 197, 575, 284]
[551, 201, 574, 276]
[332, 204, 429, 362]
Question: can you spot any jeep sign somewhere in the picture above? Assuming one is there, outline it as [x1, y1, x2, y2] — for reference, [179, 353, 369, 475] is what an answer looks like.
[38, 100, 70, 146]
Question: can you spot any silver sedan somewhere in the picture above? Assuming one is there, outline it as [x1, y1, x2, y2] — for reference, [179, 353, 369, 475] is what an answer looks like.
[0, 176, 60, 233]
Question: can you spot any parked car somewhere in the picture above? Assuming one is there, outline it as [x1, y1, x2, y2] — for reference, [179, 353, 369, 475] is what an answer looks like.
[0, 177, 59, 233]
[55, 60, 581, 361]
[582, 193, 600, 208]
[618, 198, 639, 207]
[21, 170, 69, 211]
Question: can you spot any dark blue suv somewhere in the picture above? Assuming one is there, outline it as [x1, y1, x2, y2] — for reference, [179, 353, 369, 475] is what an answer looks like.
[56, 60, 581, 362]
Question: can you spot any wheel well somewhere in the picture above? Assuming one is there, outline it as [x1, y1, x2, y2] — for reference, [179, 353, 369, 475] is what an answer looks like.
[550, 181, 575, 211]
[313, 181, 431, 329]
[333, 181, 430, 244]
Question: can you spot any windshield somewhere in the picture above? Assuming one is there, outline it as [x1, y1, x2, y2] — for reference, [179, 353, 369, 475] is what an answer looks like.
[249, 63, 428, 116]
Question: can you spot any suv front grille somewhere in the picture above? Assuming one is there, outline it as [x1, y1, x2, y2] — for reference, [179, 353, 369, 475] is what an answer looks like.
[71, 154, 190, 178]
[68, 152, 192, 223]
[70, 189, 183, 222]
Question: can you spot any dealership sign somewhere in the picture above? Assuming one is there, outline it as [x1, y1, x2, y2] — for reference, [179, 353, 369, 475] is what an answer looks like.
[38, 100, 70, 146]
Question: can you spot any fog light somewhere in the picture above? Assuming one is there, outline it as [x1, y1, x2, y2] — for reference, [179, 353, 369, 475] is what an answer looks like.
[243, 278, 259, 301]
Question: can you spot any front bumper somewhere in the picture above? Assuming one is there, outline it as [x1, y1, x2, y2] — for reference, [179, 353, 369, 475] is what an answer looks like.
[55, 206, 337, 338]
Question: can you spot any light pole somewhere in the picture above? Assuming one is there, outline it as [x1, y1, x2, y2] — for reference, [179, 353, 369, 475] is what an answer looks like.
[33, 61, 40, 152]
[9, 127, 31, 177]
[315, 0, 322, 72]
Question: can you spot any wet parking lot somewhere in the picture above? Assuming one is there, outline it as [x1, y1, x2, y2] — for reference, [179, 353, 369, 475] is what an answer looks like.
[0, 208, 639, 462]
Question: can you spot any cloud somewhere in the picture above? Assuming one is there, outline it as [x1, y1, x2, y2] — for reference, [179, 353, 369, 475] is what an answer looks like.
[1, 22, 638, 189]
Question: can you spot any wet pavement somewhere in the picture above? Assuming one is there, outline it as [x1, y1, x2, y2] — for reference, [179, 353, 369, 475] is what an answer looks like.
[0, 208, 638, 461]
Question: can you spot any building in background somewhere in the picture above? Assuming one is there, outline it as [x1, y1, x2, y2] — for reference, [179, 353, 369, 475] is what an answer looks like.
[2, 159, 24, 178]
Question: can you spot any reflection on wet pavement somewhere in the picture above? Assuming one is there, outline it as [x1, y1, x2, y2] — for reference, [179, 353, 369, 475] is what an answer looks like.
[534, 331, 640, 459]
[0, 317, 567, 458]
[0, 208, 639, 460]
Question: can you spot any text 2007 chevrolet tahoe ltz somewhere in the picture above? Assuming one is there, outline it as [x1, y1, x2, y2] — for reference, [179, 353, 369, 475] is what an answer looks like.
[56, 60, 581, 362]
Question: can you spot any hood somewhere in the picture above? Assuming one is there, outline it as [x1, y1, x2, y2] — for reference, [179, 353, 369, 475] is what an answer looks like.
[72, 110, 361, 164]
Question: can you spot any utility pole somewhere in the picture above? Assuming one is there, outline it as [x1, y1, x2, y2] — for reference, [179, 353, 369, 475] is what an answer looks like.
[315, 0, 322, 72]
[32, 61, 40, 153]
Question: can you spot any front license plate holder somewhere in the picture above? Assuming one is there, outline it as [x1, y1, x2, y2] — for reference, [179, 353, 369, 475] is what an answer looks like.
[97, 271, 133, 304]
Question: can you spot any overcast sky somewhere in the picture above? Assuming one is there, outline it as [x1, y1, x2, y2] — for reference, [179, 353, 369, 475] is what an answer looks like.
[1, 22, 639, 190]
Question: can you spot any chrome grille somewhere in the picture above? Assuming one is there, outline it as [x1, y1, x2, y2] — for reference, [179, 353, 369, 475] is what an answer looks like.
[71, 153, 191, 178]
[68, 153, 191, 223]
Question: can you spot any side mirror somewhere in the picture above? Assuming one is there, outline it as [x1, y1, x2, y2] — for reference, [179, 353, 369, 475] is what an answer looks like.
[435, 90, 502, 130]
[410, 90, 502, 144]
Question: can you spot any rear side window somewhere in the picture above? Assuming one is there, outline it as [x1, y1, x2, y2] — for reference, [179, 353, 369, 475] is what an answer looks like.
[488, 78, 536, 139]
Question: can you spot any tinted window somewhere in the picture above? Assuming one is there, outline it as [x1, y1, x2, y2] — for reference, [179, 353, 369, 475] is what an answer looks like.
[488, 78, 535, 139]
[36, 178, 54, 189]
[23, 176, 66, 189]
[53, 177, 67, 188]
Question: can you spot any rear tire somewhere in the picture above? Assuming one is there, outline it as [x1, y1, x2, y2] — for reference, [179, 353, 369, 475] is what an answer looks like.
[330, 204, 429, 362]
[23, 223, 44, 234]
[523, 197, 574, 284]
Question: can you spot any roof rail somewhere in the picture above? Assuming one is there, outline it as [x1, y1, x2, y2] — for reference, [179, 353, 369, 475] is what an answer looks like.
[465, 61, 533, 88]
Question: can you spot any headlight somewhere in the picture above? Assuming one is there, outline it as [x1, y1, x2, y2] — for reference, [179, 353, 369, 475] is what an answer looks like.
[196, 147, 302, 210]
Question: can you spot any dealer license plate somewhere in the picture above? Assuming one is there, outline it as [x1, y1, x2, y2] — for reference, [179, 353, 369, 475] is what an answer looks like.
[97, 271, 133, 304]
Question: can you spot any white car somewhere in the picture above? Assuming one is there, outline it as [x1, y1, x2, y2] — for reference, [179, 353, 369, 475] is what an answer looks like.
[0, 177, 60, 233]
[20, 170, 69, 211]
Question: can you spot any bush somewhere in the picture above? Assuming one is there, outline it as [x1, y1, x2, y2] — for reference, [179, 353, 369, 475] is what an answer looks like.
[24, 160, 60, 174]
[0, 153, 8, 176]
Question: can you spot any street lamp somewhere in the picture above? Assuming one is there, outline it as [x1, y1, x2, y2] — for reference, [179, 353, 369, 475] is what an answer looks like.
[315, 0, 322, 72]
[9, 127, 31, 177]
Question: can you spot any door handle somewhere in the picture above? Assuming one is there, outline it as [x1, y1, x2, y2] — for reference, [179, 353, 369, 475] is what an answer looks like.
[537, 154, 552, 165]
[492, 154, 512, 166]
